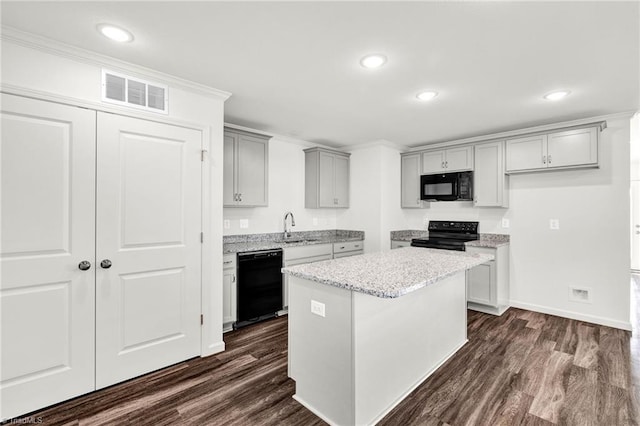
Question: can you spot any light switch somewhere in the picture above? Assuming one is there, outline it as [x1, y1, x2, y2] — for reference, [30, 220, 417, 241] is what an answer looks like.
[501, 218, 510, 228]
[311, 300, 325, 317]
[239, 219, 249, 229]
[223, 220, 231, 229]
[549, 219, 560, 230]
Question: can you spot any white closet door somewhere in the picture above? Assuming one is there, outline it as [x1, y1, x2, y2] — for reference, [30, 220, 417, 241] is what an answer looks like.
[0, 94, 96, 419]
[95, 113, 202, 389]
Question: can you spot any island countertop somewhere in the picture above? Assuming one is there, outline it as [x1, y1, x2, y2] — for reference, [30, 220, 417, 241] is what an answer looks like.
[282, 247, 493, 298]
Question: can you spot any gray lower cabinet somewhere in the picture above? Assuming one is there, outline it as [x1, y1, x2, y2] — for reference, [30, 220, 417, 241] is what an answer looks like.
[222, 254, 237, 332]
[224, 128, 269, 207]
[401, 153, 422, 208]
[304, 147, 350, 208]
[465, 245, 509, 315]
[391, 240, 411, 249]
[473, 141, 509, 207]
[283, 244, 333, 310]
[332, 241, 364, 258]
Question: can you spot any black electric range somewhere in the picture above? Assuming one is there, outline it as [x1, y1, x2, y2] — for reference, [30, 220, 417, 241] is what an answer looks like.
[410, 221, 479, 251]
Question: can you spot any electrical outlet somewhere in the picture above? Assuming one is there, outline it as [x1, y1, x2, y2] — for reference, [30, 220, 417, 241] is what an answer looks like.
[239, 219, 249, 229]
[223, 220, 231, 229]
[569, 286, 592, 303]
[310, 300, 325, 317]
[549, 219, 560, 230]
[502, 218, 510, 228]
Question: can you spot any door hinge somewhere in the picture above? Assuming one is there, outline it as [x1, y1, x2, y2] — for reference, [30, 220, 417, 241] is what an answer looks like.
[200, 314, 204, 325]
[201, 150, 207, 161]
[200, 232, 204, 243]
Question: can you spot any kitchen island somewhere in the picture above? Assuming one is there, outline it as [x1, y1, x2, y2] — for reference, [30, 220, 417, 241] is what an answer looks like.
[282, 247, 493, 426]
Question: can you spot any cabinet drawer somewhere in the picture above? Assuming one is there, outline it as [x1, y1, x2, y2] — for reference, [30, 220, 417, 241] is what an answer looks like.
[391, 240, 411, 249]
[284, 243, 333, 261]
[223, 254, 236, 270]
[333, 250, 363, 259]
[333, 241, 364, 254]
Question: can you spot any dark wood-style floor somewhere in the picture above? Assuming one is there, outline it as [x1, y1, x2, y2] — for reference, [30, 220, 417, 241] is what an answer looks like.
[18, 275, 640, 425]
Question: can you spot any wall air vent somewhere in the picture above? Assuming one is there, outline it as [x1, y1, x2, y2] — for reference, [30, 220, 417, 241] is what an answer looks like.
[102, 69, 168, 114]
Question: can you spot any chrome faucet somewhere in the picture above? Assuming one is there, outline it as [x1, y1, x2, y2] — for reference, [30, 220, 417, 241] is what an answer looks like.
[283, 211, 296, 239]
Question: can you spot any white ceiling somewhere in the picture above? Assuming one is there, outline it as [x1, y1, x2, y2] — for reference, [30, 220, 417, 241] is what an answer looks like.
[1, 1, 638, 148]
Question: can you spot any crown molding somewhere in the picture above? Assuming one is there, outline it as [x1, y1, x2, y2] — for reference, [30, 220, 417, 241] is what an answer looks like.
[342, 139, 408, 152]
[1, 25, 231, 102]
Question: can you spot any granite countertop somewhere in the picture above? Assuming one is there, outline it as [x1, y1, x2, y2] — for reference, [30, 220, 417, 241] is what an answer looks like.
[282, 247, 493, 298]
[223, 230, 364, 254]
[390, 230, 429, 242]
[465, 233, 510, 248]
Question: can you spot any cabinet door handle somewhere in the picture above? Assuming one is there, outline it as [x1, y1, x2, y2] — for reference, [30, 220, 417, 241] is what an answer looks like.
[441, 161, 445, 169]
[223, 260, 233, 265]
[542, 156, 546, 164]
[445, 161, 448, 168]
[78, 261, 91, 271]
[548, 155, 552, 164]
[234, 193, 238, 201]
[232, 275, 236, 282]
[238, 193, 242, 202]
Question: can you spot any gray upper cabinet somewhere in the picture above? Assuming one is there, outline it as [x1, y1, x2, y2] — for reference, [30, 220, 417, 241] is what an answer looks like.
[474, 141, 508, 208]
[421, 146, 474, 174]
[505, 126, 598, 173]
[401, 153, 422, 208]
[224, 128, 269, 207]
[305, 147, 350, 208]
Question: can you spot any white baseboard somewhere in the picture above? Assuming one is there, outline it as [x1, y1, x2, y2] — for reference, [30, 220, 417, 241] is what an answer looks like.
[204, 340, 225, 356]
[509, 300, 632, 331]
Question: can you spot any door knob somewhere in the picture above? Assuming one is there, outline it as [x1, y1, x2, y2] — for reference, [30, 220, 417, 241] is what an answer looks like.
[100, 259, 112, 269]
[78, 261, 91, 271]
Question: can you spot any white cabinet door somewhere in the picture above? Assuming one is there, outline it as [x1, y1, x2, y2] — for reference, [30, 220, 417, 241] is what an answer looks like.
[222, 132, 236, 206]
[421, 147, 473, 174]
[401, 154, 422, 208]
[222, 255, 237, 328]
[474, 142, 507, 207]
[445, 146, 474, 172]
[421, 150, 445, 174]
[547, 127, 597, 168]
[334, 154, 350, 208]
[506, 134, 547, 172]
[467, 262, 495, 306]
[318, 152, 335, 207]
[632, 181, 640, 271]
[0, 94, 96, 419]
[95, 113, 202, 389]
[236, 133, 268, 206]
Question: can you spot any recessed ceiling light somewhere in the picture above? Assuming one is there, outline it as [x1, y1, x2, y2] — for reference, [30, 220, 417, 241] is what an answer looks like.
[416, 91, 438, 101]
[544, 90, 571, 101]
[97, 24, 134, 43]
[360, 54, 387, 69]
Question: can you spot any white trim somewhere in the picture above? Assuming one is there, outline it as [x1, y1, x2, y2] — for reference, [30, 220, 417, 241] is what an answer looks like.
[1, 25, 231, 101]
[509, 300, 632, 331]
[206, 341, 226, 356]
[406, 111, 635, 152]
[344, 139, 408, 152]
[1, 83, 204, 131]
[224, 122, 324, 149]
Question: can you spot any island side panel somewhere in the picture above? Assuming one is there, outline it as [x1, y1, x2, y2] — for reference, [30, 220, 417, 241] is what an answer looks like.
[352, 272, 468, 426]
[288, 275, 355, 426]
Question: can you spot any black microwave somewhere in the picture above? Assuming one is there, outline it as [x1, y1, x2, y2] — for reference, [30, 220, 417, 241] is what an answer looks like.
[420, 171, 473, 201]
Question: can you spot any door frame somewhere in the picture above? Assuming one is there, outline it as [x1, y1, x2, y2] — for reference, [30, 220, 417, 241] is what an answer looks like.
[1, 86, 217, 358]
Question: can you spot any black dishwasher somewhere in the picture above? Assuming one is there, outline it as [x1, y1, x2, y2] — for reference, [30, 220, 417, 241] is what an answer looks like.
[236, 248, 283, 328]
